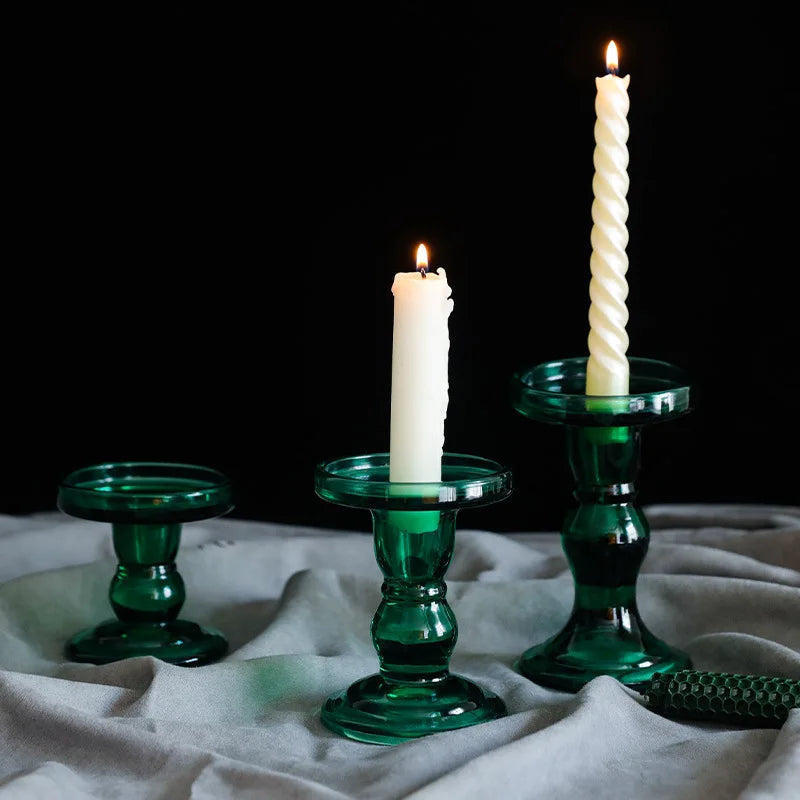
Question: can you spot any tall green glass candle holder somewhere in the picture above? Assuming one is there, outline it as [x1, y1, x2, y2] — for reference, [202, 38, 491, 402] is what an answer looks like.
[510, 356, 692, 692]
[58, 462, 234, 667]
[314, 452, 513, 745]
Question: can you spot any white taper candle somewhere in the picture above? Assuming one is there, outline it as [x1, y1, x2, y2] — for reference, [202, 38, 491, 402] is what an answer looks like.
[586, 40, 631, 396]
[389, 244, 454, 482]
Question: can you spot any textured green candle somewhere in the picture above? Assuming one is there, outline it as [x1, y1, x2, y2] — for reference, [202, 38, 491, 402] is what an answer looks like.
[644, 670, 800, 728]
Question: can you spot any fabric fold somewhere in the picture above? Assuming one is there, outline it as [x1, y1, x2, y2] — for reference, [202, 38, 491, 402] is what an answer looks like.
[0, 506, 797, 798]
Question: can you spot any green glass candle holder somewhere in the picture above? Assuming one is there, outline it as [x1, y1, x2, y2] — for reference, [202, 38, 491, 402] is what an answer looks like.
[314, 452, 513, 745]
[510, 356, 693, 692]
[58, 462, 234, 667]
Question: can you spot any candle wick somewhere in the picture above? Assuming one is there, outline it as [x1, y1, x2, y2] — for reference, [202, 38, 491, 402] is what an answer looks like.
[608, 66, 618, 76]
[417, 266, 428, 279]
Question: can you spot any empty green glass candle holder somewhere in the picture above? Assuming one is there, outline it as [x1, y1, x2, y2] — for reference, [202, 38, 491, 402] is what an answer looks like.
[314, 452, 513, 745]
[510, 357, 692, 692]
[58, 462, 234, 667]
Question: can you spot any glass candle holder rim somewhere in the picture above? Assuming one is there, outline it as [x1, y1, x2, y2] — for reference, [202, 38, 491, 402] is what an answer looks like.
[511, 355, 691, 425]
[58, 461, 233, 501]
[315, 452, 513, 509]
[512, 355, 690, 398]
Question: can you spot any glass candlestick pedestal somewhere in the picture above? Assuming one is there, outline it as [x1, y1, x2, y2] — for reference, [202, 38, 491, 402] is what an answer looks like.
[510, 357, 692, 692]
[315, 452, 513, 745]
[59, 462, 233, 667]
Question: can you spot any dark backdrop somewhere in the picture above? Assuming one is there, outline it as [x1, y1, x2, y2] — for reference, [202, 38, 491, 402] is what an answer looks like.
[3, 4, 796, 532]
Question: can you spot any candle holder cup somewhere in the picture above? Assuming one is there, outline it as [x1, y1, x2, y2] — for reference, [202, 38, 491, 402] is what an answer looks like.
[510, 357, 692, 692]
[315, 452, 513, 745]
[58, 462, 233, 667]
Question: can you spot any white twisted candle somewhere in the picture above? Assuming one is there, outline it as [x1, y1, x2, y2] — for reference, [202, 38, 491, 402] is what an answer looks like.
[586, 41, 630, 396]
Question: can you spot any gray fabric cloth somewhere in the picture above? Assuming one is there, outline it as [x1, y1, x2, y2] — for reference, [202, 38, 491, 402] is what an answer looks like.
[0, 505, 798, 799]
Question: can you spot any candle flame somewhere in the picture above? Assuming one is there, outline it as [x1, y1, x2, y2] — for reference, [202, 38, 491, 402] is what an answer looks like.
[416, 244, 428, 270]
[606, 40, 619, 74]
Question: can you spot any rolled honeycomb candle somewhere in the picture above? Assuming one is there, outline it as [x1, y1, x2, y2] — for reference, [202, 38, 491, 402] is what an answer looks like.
[643, 669, 800, 728]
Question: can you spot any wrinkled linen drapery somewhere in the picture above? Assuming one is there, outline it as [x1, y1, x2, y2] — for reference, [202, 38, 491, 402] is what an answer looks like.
[0, 505, 798, 799]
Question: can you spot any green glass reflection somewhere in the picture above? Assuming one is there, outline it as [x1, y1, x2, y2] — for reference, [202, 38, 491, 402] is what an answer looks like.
[314, 453, 513, 745]
[59, 462, 233, 667]
[510, 357, 692, 692]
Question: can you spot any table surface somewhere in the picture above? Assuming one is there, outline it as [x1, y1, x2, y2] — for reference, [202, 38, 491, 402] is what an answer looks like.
[0, 505, 798, 799]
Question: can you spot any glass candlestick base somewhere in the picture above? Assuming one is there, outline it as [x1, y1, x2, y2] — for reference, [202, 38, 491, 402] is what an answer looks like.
[315, 453, 513, 745]
[510, 357, 693, 692]
[58, 462, 234, 667]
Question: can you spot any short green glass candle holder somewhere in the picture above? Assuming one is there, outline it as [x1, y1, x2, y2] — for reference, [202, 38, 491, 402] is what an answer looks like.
[510, 357, 693, 692]
[58, 462, 234, 667]
[314, 452, 513, 745]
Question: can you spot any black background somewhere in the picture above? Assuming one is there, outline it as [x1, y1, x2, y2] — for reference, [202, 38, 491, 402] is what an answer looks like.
[3, 4, 797, 532]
